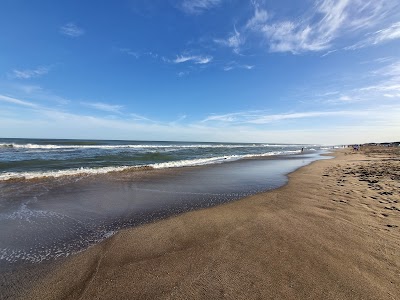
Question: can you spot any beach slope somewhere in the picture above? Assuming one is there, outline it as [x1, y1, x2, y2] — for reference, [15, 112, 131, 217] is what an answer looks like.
[26, 148, 400, 299]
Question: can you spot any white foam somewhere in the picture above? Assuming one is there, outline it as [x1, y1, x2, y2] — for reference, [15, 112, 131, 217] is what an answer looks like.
[0, 142, 302, 150]
[0, 203, 66, 222]
[152, 155, 240, 169]
[0, 150, 301, 181]
[0, 165, 134, 181]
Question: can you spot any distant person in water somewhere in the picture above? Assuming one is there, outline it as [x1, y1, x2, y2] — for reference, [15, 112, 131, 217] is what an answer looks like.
[301, 147, 304, 152]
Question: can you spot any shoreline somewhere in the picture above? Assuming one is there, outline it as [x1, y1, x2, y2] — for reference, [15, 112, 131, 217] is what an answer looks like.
[1, 151, 325, 267]
[0, 148, 314, 182]
[4, 147, 400, 299]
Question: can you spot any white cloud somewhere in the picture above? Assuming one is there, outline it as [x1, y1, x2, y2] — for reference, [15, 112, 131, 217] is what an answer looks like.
[130, 113, 156, 122]
[223, 66, 234, 71]
[321, 49, 337, 57]
[246, 2, 268, 30]
[384, 93, 400, 98]
[7, 83, 70, 105]
[346, 22, 400, 50]
[0, 94, 38, 107]
[202, 113, 240, 122]
[203, 110, 369, 124]
[361, 84, 400, 92]
[60, 23, 85, 37]
[214, 27, 244, 54]
[1, 93, 399, 144]
[223, 62, 254, 71]
[12, 84, 43, 94]
[119, 48, 140, 58]
[246, 0, 393, 53]
[249, 111, 367, 124]
[11, 66, 50, 79]
[173, 55, 213, 64]
[177, 71, 189, 77]
[367, 21, 400, 42]
[180, 0, 222, 14]
[358, 60, 400, 94]
[314, 59, 400, 105]
[169, 114, 188, 125]
[82, 102, 124, 114]
[339, 95, 352, 101]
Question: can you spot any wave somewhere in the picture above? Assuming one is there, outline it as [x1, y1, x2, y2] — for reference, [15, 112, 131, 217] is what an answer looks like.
[0, 150, 301, 181]
[0, 142, 307, 150]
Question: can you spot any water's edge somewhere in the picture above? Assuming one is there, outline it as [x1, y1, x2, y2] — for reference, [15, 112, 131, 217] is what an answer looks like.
[0, 151, 333, 300]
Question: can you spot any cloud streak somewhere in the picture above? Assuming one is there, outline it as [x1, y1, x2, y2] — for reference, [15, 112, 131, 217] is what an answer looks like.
[173, 55, 213, 64]
[82, 102, 124, 114]
[223, 62, 254, 71]
[346, 22, 400, 50]
[202, 109, 369, 124]
[118, 48, 140, 58]
[214, 26, 244, 54]
[358, 60, 400, 97]
[10, 66, 50, 79]
[261, 0, 390, 53]
[1, 93, 399, 145]
[60, 23, 85, 37]
[217, 0, 397, 54]
[0, 94, 38, 107]
[180, 0, 222, 14]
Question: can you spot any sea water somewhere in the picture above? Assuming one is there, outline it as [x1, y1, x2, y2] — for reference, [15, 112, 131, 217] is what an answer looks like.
[0, 138, 318, 180]
[0, 138, 328, 265]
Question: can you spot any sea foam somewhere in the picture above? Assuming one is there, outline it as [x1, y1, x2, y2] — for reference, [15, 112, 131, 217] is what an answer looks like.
[0, 150, 301, 181]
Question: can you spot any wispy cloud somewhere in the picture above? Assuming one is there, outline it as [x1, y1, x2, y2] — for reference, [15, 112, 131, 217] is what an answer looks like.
[383, 93, 400, 98]
[1, 94, 399, 144]
[7, 83, 70, 105]
[10, 66, 50, 79]
[177, 71, 189, 77]
[338, 95, 353, 101]
[173, 55, 213, 64]
[0, 94, 38, 107]
[82, 102, 124, 114]
[180, 0, 222, 14]
[60, 23, 85, 37]
[249, 111, 367, 124]
[214, 26, 244, 54]
[359, 60, 400, 95]
[130, 113, 156, 123]
[12, 84, 43, 94]
[321, 49, 337, 57]
[118, 48, 140, 58]
[223, 62, 254, 71]
[346, 22, 400, 50]
[240, 0, 396, 54]
[319, 59, 400, 104]
[169, 114, 188, 125]
[202, 109, 368, 124]
[270, 0, 385, 53]
[245, 1, 269, 32]
[202, 112, 241, 122]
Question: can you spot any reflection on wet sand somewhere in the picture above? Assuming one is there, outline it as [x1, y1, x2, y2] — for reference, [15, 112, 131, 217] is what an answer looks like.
[0, 152, 326, 265]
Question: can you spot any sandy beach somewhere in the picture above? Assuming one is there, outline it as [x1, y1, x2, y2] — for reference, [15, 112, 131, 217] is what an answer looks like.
[16, 147, 400, 299]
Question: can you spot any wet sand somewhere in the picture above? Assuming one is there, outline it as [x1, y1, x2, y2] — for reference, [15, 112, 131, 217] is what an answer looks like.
[16, 147, 400, 299]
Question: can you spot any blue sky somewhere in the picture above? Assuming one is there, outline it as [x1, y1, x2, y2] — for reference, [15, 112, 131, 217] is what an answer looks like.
[1, 0, 399, 144]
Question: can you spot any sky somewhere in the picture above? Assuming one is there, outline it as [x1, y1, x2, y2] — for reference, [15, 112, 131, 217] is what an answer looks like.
[0, 0, 399, 145]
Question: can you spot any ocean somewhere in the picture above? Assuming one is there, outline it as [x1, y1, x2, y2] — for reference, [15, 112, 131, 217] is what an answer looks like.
[0, 138, 329, 265]
[0, 138, 317, 180]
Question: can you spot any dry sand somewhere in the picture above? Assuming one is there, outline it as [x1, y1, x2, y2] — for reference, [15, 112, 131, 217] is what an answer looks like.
[24, 147, 400, 299]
